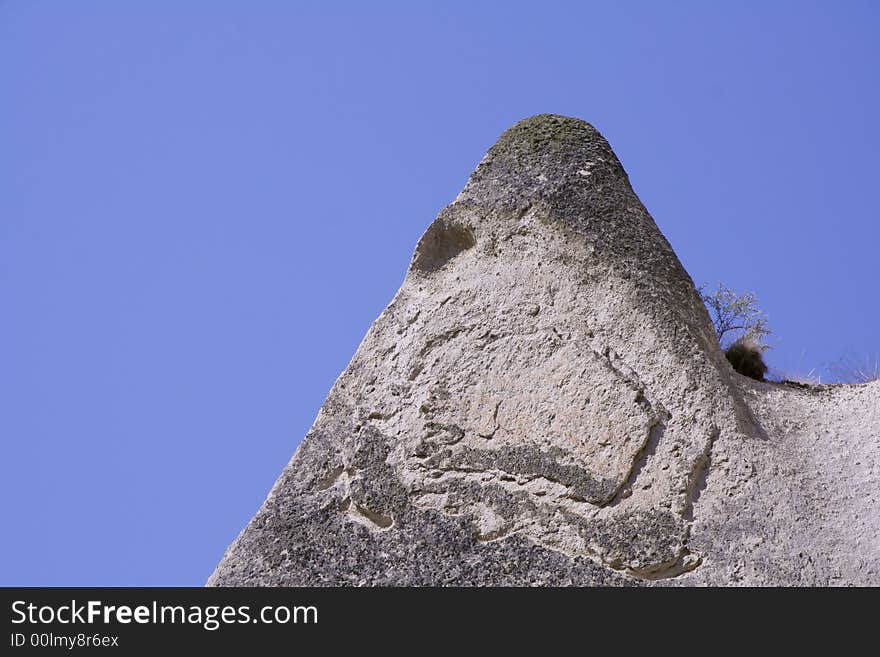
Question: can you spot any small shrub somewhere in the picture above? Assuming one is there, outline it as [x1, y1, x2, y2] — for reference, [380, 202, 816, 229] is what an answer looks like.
[725, 339, 768, 381]
[699, 282, 771, 349]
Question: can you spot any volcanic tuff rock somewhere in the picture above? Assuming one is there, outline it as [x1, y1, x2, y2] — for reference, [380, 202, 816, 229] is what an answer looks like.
[209, 114, 880, 586]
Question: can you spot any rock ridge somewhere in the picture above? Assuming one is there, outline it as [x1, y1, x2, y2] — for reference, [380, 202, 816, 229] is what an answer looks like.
[208, 115, 880, 586]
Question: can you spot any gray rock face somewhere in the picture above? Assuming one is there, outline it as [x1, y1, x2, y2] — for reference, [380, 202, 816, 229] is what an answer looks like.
[209, 115, 880, 586]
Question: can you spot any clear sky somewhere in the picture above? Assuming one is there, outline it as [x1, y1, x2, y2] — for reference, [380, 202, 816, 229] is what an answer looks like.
[2, 2, 878, 585]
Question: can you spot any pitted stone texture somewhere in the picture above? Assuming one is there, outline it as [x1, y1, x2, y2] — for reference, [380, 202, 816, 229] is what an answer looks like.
[672, 379, 880, 586]
[209, 115, 880, 586]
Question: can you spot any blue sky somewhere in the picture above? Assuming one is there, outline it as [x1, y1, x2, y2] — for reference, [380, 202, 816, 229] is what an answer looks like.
[2, 2, 878, 585]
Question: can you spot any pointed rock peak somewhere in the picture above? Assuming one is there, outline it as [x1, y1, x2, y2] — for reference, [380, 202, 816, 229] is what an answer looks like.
[487, 113, 606, 162]
[209, 117, 880, 587]
[458, 114, 630, 219]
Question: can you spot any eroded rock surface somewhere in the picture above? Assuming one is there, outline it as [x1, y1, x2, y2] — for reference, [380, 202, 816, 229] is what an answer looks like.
[208, 115, 880, 586]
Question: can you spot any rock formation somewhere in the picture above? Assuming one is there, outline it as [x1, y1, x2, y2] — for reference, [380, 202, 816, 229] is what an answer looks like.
[209, 114, 880, 586]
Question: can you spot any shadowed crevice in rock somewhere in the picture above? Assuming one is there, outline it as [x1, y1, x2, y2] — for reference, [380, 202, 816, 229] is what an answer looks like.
[411, 216, 477, 273]
[606, 420, 667, 507]
[420, 444, 619, 505]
